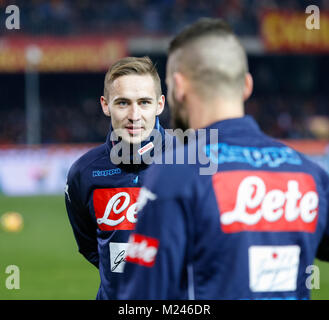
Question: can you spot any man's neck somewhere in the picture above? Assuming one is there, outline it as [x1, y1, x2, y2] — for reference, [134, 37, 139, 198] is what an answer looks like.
[187, 95, 245, 129]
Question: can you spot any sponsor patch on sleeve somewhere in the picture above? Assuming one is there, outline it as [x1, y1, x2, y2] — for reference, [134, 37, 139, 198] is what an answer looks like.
[125, 233, 159, 267]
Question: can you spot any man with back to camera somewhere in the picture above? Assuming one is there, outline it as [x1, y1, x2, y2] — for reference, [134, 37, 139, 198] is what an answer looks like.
[118, 18, 329, 300]
[64, 56, 169, 299]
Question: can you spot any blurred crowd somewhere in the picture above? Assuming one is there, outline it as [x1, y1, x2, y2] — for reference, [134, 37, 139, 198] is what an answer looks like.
[0, 93, 328, 145]
[0, 0, 328, 36]
[245, 95, 329, 140]
[0, 0, 328, 144]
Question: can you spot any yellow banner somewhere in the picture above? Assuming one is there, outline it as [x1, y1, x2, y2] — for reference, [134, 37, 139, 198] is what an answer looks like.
[261, 10, 329, 52]
[0, 36, 127, 72]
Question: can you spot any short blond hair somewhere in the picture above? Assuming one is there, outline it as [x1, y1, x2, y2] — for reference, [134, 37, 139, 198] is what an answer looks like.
[104, 56, 162, 100]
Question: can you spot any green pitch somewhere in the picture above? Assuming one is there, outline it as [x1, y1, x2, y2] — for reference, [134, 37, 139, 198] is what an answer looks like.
[0, 195, 328, 300]
[0, 195, 99, 299]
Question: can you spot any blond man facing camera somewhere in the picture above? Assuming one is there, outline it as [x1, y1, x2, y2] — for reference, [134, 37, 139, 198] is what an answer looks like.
[65, 56, 169, 300]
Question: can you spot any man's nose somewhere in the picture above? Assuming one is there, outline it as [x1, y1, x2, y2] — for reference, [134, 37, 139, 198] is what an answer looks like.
[128, 103, 141, 121]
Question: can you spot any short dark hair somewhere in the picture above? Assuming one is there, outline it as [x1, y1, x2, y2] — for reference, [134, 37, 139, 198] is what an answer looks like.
[169, 18, 233, 54]
[167, 18, 248, 99]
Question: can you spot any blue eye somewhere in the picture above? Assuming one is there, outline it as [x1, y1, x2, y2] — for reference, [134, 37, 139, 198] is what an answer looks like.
[118, 101, 127, 106]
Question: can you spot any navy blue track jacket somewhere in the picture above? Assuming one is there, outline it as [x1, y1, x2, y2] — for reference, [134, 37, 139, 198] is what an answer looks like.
[65, 121, 170, 300]
[118, 116, 329, 300]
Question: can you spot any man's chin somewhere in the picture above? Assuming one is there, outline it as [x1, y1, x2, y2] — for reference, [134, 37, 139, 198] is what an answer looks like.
[121, 134, 145, 145]
[113, 128, 145, 145]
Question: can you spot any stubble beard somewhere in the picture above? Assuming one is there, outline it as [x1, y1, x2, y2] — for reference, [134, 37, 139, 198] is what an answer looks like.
[169, 94, 189, 132]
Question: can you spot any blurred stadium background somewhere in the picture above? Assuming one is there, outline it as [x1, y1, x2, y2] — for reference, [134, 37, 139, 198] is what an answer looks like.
[0, 0, 329, 299]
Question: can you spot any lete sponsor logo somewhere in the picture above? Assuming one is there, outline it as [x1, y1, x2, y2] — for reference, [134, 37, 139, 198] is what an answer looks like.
[93, 188, 140, 231]
[125, 233, 159, 267]
[213, 171, 319, 233]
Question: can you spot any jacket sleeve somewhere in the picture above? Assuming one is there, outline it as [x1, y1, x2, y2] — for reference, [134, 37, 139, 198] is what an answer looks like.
[118, 194, 189, 300]
[65, 163, 99, 268]
[316, 170, 329, 262]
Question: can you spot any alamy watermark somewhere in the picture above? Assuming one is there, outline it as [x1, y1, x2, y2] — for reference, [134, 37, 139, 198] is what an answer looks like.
[306, 264, 320, 290]
[5, 5, 20, 30]
[109, 128, 302, 176]
[306, 5, 320, 30]
[2, 4, 322, 31]
[4, 265, 20, 290]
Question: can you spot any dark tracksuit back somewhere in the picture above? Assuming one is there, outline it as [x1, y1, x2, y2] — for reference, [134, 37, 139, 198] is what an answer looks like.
[119, 116, 329, 300]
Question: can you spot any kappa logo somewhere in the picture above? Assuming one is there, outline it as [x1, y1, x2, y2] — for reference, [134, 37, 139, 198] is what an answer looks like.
[125, 233, 159, 267]
[93, 188, 141, 231]
[92, 168, 121, 177]
[64, 183, 70, 202]
[213, 171, 319, 233]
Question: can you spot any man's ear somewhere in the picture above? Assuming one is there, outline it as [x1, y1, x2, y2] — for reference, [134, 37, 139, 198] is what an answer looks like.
[100, 96, 111, 117]
[156, 95, 165, 116]
[243, 73, 253, 102]
[173, 72, 187, 103]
